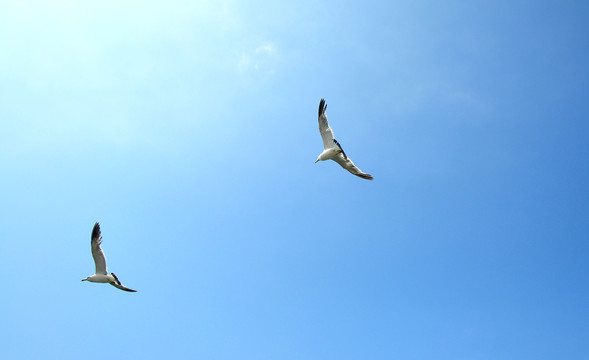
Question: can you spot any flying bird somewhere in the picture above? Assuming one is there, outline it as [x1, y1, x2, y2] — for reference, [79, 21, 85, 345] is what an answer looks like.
[82, 222, 137, 292]
[315, 98, 373, 180]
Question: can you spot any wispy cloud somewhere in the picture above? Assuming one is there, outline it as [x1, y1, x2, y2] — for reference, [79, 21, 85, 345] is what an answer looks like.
[237, 42, 278, 73]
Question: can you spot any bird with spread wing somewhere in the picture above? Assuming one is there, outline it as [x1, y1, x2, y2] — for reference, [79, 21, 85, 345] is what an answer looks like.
[82, 222, 137, 292]
[315, 98, 373, 180]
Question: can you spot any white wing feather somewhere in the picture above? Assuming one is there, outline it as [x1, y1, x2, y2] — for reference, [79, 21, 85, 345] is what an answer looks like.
[331, 153, 374, 180]
[318, 98, 336, 150]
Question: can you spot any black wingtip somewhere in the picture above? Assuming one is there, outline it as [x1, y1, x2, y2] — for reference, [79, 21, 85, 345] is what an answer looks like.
[111, 272, 121, 285]
[333, 139, 347, 159]
[319, 98, 327, 117]
[92, 222, 101, 239]
[357, 173, 374, 180]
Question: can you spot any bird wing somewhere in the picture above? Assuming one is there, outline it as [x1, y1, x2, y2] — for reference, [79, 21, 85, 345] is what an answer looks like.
[91, 222, 108, 275]
[110, 282, 138, 292]
[331, 153, 374, 180]
[318, 98, 336, 150]
[332, 139, 348, 160]
[109, 273, 137, 292]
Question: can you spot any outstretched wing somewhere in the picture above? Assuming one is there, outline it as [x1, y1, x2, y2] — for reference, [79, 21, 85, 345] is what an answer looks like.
[109, 273, 137, 292]
[110, 283, 138, 292]
[91, 222, 108, 275]
[318, 98, 336, 150]
[332, 153, 374, 180]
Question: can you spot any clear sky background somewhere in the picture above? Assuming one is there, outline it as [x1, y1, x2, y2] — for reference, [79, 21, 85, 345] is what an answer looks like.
[1, 1, 588, 359]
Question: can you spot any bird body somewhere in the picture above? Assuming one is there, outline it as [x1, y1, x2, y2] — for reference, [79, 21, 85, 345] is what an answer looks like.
[82, 222, 137, 292]
[315, 147, 343, 162]
[315, 98, 373, 180]
[83, 274, 111, 283]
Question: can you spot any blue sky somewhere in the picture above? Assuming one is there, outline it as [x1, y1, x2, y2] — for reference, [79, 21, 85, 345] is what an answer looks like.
[1, 1, 588, 359]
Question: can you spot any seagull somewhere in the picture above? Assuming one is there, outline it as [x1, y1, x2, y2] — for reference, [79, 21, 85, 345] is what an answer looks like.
[315, 98, 373, 180]
[82, 222, 137, 292]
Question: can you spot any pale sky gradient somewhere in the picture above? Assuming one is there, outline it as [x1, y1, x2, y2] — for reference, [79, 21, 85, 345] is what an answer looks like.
[1, 1, 588, 359]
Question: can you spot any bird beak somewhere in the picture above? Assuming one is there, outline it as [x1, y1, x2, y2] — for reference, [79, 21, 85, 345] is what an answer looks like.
[81, 279, 86, 281]
[315, 159, 319, 163]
